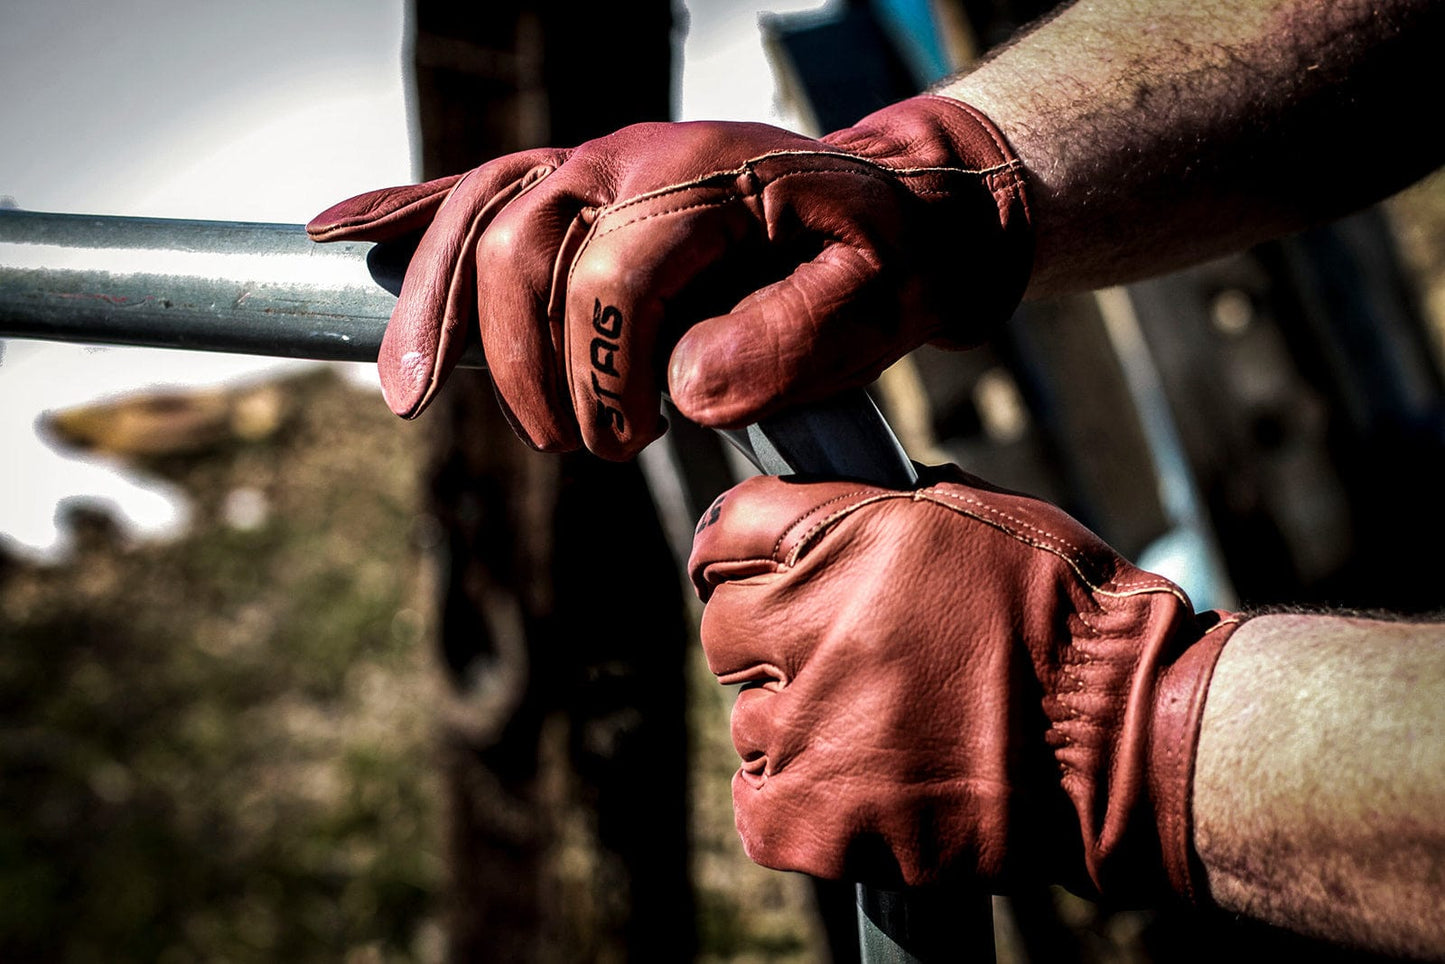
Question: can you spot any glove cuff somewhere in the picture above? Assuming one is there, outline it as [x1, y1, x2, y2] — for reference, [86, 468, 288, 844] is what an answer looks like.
[913, 93, 1033, 241]
[824, 94, 1035, 345]
[1148, 612, 1244, 903]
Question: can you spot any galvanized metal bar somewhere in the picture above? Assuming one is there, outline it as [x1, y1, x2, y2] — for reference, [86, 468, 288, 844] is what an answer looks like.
[0, 207, 484, 366]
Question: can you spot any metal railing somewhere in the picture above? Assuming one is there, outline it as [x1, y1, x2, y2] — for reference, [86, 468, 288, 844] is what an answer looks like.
[0, 206, 985, 963]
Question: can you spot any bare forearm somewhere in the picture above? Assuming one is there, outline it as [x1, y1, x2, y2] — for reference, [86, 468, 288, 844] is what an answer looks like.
[1194, 613, 1445, 959]
[939, 0, 1444, 297]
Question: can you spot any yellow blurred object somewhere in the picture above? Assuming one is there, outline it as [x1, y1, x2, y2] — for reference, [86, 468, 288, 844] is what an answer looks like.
[44, 383, 287, 457]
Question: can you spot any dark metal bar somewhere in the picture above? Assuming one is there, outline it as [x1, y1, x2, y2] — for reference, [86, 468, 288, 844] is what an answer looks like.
[718, 391, 916, 486]
[858, 885, 994, 963]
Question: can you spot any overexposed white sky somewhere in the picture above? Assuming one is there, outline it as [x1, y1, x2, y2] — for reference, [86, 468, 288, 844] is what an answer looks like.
[0, 0, 415, 220]
[0, 0, 414, 560]
[0, 0, 830, 561]
[678, 0, 832, 127]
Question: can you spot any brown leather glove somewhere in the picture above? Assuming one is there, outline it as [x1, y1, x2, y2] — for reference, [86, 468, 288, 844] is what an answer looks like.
[687, 466, 1241, 901]
[307, 95, 1031, 459]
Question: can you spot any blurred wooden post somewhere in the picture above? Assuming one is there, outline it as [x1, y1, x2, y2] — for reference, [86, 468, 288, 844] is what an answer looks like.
[409, 3, 692, 960]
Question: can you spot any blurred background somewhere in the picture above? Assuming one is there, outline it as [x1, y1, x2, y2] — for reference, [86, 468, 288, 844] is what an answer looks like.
[1, 1, 1443, 962]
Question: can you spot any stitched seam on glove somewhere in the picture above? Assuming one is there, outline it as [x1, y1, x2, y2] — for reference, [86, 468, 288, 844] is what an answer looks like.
[586, 162, 1003, 249]
[917, 487, 1188, 603]
[590, 195, 746, 242]
[779, 490, 898, 562]
[757, 484, 1186, 604]
[592, 149, 1021, 222]
[899, 94, 1031, 221]
[1201, 615, 1241, 637]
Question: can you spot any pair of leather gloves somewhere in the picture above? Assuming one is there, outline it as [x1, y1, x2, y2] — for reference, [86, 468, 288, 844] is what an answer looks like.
[309, 94, 1240, 903]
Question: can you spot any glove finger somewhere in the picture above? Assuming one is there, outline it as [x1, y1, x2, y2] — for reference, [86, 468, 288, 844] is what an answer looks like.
[306, 173, 464, 242]
[729, 684, 781, 787]
[687, 475, 899, 603]
[733, 766, 852, 879]
[728, 680, 877, 882]
[732, 664, 970, 886]
[667, 243, 910, 429]
[698, 578, 794, 684]
[561, 182, 761, 459]
[733, 756, 956, 886]
[379, 155, 561, 419]
[471, 171, 592, 452]
[725, 681, 853, 879]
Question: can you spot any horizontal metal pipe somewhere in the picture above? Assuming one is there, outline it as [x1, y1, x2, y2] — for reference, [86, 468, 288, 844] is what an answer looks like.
[0, 207, 486, 366]
[0, 206, 913, 482]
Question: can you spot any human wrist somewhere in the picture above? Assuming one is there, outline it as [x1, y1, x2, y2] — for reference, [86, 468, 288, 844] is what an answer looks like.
[1192, 613, 1445, 956]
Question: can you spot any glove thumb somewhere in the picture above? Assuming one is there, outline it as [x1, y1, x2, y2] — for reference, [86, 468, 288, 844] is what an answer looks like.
[668, 244, 900, 428]
[306, 173, 464, 243]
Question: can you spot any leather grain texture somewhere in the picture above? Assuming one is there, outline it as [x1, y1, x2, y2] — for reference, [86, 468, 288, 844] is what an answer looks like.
[688, 466, 1237, 901]
[308, 96, 1032, 459]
